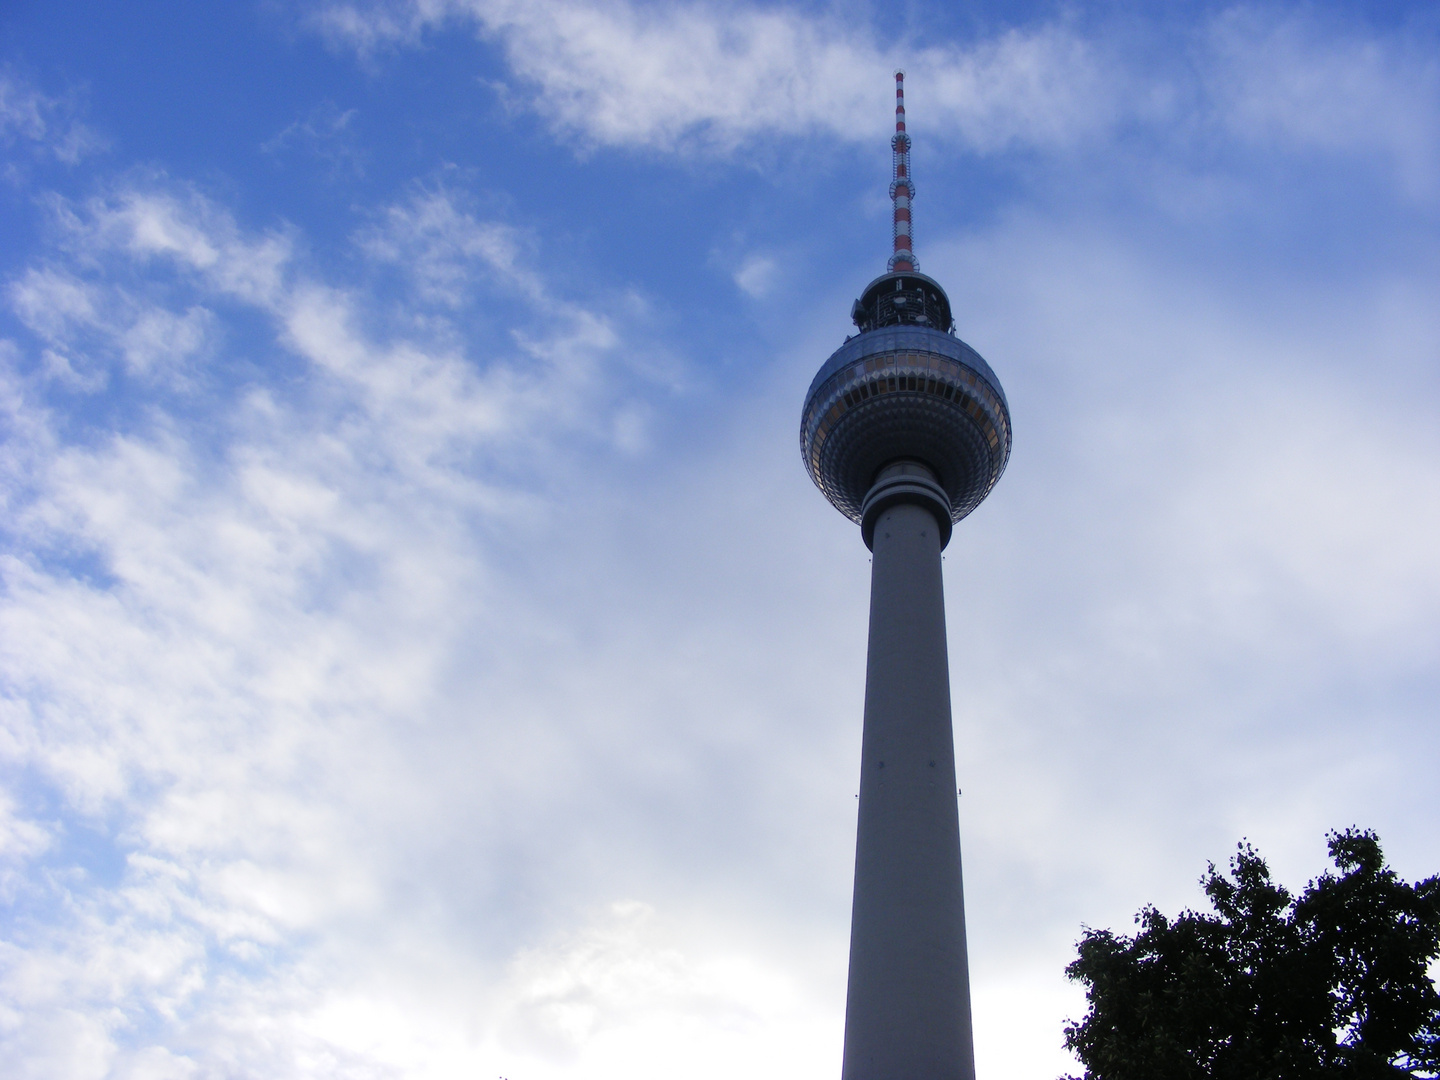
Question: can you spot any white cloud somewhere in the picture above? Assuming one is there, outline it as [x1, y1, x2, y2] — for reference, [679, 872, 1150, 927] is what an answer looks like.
[310, 0, 1116, 153]
[9, 185, 1440, 1075]
[733, 254, 777, 298]
[0, 790, 49, 907]
[355, 186, 542, 305]
[492, 901, 833, 1075]
[119, 305, 212, 377]
[9, 268, 102, 343]
[9, 260, 219, 391]
[4, 176, 1439, 1079]
[2, 7, 1438, 1077]
[0, 72, 103, 170]
[308, 0, 1440, 201]
[262, 101, 366, 178]
[0, 178, 669, 1073]
[927, 211, 1440, 858]
[51, 187, 294, 306]
[609, 404, 648, 454]
[1206, 8, 1440, 197]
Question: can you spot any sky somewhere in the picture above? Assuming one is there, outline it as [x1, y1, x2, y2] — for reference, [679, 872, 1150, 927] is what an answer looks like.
[0, 1, 1437, 1077]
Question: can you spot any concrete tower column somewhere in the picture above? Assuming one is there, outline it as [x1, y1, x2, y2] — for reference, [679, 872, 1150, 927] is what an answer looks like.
[841, 461, 975, 1080]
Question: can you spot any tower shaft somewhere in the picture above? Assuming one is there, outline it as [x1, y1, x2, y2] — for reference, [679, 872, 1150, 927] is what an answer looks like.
[842, 480, 975, 1080]
[801, 74, 1004, 1080]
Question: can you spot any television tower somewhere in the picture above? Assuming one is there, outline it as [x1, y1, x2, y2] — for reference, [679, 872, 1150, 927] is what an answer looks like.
[800, 72, 1011, 1080]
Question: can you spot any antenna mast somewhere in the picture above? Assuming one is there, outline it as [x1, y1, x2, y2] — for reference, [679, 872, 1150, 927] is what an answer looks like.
[889, 71, 916, 272]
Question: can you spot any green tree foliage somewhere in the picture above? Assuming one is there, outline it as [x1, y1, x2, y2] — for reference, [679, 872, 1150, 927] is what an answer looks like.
[1062, 829, 1440, 1079]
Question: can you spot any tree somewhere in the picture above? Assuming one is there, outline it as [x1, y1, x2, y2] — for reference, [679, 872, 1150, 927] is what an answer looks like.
[1062, 829, 1440, 1079]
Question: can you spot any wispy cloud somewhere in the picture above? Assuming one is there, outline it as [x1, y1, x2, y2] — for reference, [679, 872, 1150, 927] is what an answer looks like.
[307, 0, 1440, 199]
[309, 0, 1117, 153]
[0, 176, 661, 1072]
[2, 5, 1437, 1078]
[732, 254, 777, 298]
[0, 71, 104, 175]
[355, 185, 544, 305]
[1204, 8, 1440, 197]
[262, 101, 367, 178]
[10, 265, 217, 389]
[493, 901, 835, 1073]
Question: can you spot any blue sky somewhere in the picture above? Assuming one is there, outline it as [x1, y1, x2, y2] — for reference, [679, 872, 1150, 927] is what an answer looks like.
[1, 1, 1438, 1077]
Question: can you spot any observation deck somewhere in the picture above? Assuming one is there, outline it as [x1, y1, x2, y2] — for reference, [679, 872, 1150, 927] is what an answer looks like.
[801, 272, 1011, 538]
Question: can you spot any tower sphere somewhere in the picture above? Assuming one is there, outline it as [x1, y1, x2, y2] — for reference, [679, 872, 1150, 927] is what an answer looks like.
[800, 270, 1012, 547]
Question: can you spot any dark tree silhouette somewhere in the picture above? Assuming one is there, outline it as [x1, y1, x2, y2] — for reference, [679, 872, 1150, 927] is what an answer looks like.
[1062, 829, 1440, 1079]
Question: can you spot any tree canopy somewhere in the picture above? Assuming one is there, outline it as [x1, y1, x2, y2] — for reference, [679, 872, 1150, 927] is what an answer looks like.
[1062, 829, 1440, 1079]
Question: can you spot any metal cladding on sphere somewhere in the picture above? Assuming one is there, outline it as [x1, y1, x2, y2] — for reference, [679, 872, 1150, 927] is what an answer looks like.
[800, 273, 1011, 545]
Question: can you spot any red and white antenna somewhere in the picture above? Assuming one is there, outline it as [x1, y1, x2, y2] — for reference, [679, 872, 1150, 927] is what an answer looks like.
[889, 71, 915, 273]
